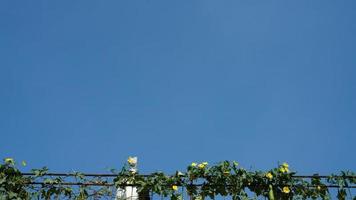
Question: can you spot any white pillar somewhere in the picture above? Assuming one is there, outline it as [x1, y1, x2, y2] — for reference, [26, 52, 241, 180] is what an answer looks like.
[116, 186, 139, 200]
[116, 157, 139, 200]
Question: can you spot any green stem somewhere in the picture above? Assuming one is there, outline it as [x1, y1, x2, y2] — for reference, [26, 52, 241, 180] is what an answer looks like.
[269, 185, 275, 200]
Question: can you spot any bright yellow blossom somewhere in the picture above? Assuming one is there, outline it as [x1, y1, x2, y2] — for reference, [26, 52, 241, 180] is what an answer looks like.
[282, 162, 289, 168]
[266, 172, 273, 180]
[172, 185, 178, 191]
[197, 162, 208, 169]
[317, 186, 321, 190]
[279, 167, 286, 173]
[191, 162, 197, 167]
[279, 165, 289, 173]
[279, 162, 290, 173]
[282, 187, 290, 194]
[198, 163, 205, 169]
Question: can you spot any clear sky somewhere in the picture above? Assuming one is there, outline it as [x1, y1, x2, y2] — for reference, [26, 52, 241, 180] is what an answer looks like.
[1, 0, 355, 175]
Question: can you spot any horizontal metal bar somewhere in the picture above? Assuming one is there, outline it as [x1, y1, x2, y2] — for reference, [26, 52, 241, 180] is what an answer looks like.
[22, 173, 118, 177]
[25, 182, 356, 188]
[21, 173, 356, 179]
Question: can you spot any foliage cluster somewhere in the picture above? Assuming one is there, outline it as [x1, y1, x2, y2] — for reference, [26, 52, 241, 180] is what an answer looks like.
[1, 158, 355, 200]
[0, 158, 113, 200]
[115, 160, 355, 200]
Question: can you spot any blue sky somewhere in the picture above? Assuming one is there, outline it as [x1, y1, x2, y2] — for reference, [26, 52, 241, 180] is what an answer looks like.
[1, 0, 355, 175]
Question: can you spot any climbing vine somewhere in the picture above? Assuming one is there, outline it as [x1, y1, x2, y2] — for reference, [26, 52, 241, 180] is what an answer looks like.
[1, 158, 355, 200]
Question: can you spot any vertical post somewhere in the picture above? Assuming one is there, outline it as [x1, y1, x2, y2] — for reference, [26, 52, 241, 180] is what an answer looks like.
[116, 157, 139, 200]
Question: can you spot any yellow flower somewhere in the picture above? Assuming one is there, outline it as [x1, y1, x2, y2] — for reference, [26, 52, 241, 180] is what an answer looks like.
[279, 162, 290, 173]
[197, 162, 208, 169]
[172, 185, 178, 191]
[317, 186, 321, 190]
[282, 186, 290, 194]
[4, 158, 14, 165]
[279, 165, 289, 173]
[223, 171, 230, 175]
[127, 157, 137, 166]
[279, 167, 286, 173]
[191, 162, 197, 167]
[282, 162, 289, 168]
[198, 163, 205, 169]
[266, 172, 273, 180]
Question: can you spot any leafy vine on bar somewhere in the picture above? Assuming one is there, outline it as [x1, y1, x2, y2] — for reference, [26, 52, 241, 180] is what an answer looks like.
[1, 158, 355, 200]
